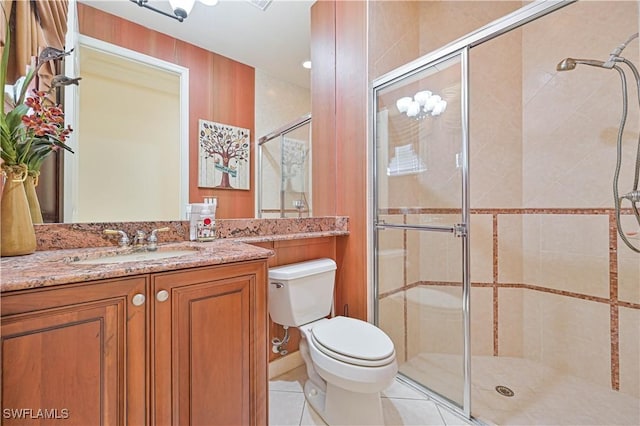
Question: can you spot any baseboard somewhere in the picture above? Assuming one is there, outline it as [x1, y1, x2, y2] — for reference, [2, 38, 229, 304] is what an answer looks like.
[268, 351, 304, 379]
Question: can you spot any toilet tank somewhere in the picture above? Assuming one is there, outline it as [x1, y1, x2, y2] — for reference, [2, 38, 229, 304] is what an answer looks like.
[268, 258, 337, 327]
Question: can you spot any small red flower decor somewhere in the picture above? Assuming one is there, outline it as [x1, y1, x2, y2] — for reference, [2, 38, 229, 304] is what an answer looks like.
[17, 89, 74, 172]
[1, 20, 75, 177]
[2, 91, 74, 180]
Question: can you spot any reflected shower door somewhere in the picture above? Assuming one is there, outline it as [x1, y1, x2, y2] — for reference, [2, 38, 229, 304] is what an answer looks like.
[374, 50, 470, 414]
[258, 116, 312, 218]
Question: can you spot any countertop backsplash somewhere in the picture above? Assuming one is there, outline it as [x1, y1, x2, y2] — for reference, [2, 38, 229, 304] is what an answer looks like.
[34, 217, 349, 251]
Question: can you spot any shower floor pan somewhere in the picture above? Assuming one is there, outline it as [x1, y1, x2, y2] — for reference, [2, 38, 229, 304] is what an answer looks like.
[401, 353, 640, 425]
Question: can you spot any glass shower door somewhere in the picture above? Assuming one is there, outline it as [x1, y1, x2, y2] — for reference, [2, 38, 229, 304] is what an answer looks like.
[373, 50, 470, 415]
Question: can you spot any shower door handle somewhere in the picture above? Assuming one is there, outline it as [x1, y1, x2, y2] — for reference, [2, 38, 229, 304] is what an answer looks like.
[375, 222, 458, 234]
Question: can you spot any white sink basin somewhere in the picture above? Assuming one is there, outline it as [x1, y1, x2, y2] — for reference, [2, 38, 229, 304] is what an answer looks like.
[73, 249, 198, 265]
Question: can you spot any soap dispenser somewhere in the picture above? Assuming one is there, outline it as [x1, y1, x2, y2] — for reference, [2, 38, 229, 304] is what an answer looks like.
[196, 202, 216, 242]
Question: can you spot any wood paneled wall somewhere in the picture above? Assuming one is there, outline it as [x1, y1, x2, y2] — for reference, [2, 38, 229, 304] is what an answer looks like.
[334, 0, 368, 320]
[312, 1, 369, 321]
[77, 4, 255, 219]
[311, 0, 336, 217]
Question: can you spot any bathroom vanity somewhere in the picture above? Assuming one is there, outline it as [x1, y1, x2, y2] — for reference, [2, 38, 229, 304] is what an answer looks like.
[0, 241, 272, 425]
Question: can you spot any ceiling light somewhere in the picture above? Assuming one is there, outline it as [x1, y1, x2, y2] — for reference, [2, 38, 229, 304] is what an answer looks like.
[199, 0, 219, 5]
[302, 60, 312, 70]
[169, 0, 195, 19]
[130, 0, 202, 22]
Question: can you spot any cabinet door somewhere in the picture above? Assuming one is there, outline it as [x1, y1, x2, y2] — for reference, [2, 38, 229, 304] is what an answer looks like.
[1, 277, 147, 426]
[152, 261, 268, 426]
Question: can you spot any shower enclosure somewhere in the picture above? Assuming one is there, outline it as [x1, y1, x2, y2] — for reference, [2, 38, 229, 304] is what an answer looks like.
[257, 114, 312, 218]
[372, 1, 640, 424]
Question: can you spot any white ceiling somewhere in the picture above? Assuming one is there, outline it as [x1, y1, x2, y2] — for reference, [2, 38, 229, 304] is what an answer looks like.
[79, 0, 313, 88]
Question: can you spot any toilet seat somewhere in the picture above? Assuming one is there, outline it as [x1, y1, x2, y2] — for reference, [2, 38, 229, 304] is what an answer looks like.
[310, 316, 395, 367]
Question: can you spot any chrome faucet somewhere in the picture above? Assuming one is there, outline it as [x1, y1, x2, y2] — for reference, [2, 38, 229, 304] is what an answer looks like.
[147, 227, 169, 251]
[103, 229, 131, 247]
[104, 227, 170, 250]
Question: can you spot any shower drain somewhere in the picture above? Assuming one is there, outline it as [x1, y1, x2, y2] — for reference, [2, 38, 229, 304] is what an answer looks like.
[495, 385, 515, 397]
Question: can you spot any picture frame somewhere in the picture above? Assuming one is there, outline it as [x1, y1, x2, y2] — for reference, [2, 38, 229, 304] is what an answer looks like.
[198, 119, 251, 190]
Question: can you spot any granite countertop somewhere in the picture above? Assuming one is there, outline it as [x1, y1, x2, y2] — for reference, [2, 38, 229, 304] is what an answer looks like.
[0, 240, 274, 292]
[1, 217, 350, 293]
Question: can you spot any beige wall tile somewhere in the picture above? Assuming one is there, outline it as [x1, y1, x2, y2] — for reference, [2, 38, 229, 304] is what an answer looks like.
[522, 215, 542, 287]
[406, 286, 464, 357]
[403, 286, 492, 357]
[525, 215, 610, 298]
[369, 1, 420, 80]
[470, 287, 494, 356]
[377, 216, 407, 294]
[470, 215, 494, 283]
[498, 288, 524, 357]
[521, 288, 543, 362]
[524, 292, 611, 388]
[417, 1, 522, 56]
[378, 293, 407, 363]
[522, 1, 639, 209]
[498, 215, 524, 283]
[469, 30, 523, 209]
[407, 214, 459, 283]
[619, 307, 640, 399]
[618, 214, 640, 305]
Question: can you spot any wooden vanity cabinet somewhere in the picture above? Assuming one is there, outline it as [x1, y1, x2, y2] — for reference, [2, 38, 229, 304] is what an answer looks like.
[1, 260, 268, 426]
[151, 260, 268, 426]
[0, 276, 148, 425]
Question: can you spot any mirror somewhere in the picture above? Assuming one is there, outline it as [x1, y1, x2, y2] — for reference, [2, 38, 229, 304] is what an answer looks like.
[63, 36, 189, 222]
[48, 0, 313, 223]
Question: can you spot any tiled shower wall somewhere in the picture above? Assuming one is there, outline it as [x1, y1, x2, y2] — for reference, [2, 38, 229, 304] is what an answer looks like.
[373, 0, 639, 402]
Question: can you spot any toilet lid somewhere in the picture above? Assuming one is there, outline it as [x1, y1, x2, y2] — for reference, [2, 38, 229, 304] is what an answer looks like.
[311, 316, 395, 366]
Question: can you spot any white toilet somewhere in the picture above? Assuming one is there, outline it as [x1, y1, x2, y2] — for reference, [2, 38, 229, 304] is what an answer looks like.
[268, 258, 398, 425]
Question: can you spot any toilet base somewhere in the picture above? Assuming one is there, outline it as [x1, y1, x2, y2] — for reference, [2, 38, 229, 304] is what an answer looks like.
[304, 380, 385, 426]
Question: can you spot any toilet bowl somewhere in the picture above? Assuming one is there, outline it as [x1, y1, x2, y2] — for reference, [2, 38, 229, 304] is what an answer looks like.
[268, 259, 398, 425]
[298, 317, 397, 425]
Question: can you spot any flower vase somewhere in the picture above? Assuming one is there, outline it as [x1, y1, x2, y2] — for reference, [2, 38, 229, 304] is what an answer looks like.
[24, 172, 44, 224]
[1, 165, 37, 256]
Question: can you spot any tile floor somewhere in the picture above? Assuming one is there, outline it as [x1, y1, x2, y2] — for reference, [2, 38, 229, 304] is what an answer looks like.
[268, 366, 473, 426]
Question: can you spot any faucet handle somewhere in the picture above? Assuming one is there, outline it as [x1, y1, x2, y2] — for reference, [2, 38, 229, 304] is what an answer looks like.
[133, 230, 146, 246]
[104, 229, 130, 247]
[148, 227, 170, 251]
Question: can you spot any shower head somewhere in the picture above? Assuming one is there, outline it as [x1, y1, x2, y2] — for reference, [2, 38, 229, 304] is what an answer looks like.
[556, 58, 606, 71]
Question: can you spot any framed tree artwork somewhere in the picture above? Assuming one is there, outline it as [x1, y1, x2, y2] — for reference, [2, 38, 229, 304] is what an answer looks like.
[198, 119, 251, 190]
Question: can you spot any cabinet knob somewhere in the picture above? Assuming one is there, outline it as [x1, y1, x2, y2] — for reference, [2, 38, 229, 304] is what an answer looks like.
[156, 290, 170, 302]
[132, 293, 146, 306]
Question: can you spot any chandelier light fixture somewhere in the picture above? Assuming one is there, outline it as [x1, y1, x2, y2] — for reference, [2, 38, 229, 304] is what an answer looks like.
[396, 90, 447, 119]
[130, 0, 217, 22]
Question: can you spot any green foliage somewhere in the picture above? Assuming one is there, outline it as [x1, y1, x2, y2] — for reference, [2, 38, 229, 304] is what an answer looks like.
[1, 14, 74, 172]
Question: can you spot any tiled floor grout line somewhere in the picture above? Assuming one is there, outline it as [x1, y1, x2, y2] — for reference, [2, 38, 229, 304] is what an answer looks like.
[297, 400, 306, 426]
[269, 368, 474, 426]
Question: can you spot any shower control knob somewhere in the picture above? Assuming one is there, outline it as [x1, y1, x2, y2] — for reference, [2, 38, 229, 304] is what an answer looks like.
[156, 290, 170, 302]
